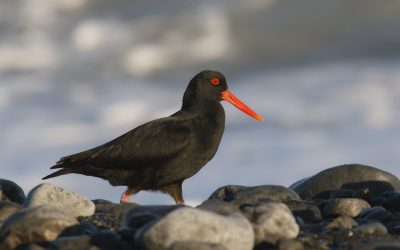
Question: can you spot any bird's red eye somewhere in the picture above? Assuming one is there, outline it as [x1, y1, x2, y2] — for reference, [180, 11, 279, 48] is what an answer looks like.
[210, 78, 220, 85]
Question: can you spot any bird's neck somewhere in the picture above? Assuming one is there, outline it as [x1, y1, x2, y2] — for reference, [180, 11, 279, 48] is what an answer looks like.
[181, 95, 221, 115]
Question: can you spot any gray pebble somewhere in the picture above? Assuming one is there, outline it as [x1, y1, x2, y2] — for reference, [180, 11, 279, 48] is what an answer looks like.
[353, 222, 388, 235]
[241, 202, 299, 245]
[24, 183, 95, 217]
[137, 207, 254, 250]
[325, 215, 358, 229]
[209, 185, 300, 206]
[0, 205, 78, 249]
[170, 241, 228, 250]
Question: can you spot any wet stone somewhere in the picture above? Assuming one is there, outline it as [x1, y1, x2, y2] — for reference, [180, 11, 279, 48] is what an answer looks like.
[46, 236, 98, 250]
[0, 179, 25, 205]
[123, 205, 181, 230]
[90, 230, 124, 250]
[330, 189, 357, 199]
[286, 200, 322, 222]
[58, 221, 97, 237]
[383, 192, 400, 212]
[197, 199, 241, 216]
[291, 164, 400, 200]
[358, 207, 392, 223]
[323, 198, 370, 217]
[209, 185, 300, 206]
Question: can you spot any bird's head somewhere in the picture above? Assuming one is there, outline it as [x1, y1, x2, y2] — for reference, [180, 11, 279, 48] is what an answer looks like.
[184, 70, 264, 122]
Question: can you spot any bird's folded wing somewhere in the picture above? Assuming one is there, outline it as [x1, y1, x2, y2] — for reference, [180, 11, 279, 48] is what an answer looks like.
[54, 117, 192, 169]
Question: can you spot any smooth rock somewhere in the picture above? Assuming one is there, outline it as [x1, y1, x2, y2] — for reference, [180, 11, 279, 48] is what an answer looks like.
[353, 241, 400, 250]
[123, 205, 181, 230]
[329, 189, 357, 199]
[290, 164, 400, 200]
[170, 241, 228, 250]
[241, 202, 299, 245]
[353, 222, 388, 235]
[209, 185, 300, 205]
[24, 183, 95, 217]
[90, 230, 123, 250]
[323, 198, 370, 217]
[47, 236, 98, 250]
[137, 207, 254, 250]
[325, 215, 357, 229]
[0, 179, 25, 205]
[15, 243, 45, 250]
[58, 221, 97, 237]
[383, 192, 400, 212]
[358, 207, 392, 222]
[0, 205, 78, 249]
[0, 201, 21, 223]
[286, 200, 322, 222]
[197, 199, 241, 215]
[93, 199, 140, 215]
[278, 239, 304, 250]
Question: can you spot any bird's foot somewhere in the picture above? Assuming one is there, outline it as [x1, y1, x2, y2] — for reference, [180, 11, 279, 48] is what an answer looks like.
[175, 199, 185, 205]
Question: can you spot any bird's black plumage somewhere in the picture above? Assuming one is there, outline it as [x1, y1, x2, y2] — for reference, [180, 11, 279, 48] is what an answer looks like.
[43, 70, 262, 204]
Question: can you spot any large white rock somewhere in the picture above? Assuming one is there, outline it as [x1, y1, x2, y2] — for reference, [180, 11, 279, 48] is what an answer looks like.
[242, 202, 300, 244]
[24, 183, 95, 217]
[0, 205, 78, 249]
[138, 207, 254, 250]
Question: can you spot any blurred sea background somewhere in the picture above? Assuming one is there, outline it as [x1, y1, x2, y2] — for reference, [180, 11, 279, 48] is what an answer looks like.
[1, 0, 400, 205]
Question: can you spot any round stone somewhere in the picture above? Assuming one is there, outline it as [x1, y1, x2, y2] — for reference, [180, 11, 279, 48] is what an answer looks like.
[290, 164, 400, 200]
[323, 198, 370, 217]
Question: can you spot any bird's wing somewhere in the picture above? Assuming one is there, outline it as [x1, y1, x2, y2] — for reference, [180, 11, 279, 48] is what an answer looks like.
[54, 116, 192, 170]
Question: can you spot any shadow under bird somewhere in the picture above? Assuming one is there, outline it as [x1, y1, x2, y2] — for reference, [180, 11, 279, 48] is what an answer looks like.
[43, 70, 264, 204]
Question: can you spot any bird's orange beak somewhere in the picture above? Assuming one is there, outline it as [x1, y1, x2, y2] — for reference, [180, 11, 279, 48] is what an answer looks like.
[221, 90, 264, 122]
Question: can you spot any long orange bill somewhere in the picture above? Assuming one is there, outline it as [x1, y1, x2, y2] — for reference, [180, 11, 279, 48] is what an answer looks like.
[221, 90, 264, 122]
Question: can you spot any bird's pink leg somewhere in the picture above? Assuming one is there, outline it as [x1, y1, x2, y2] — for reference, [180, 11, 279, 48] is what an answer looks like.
[162, 182, 185, 205]
[120, 187, 136, 203]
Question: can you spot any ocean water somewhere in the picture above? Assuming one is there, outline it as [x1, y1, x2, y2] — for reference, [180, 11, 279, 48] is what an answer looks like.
[1, 58, 399, 206]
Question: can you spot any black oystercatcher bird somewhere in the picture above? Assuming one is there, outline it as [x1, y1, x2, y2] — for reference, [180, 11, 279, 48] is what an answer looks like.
[43, 70, 263, 204]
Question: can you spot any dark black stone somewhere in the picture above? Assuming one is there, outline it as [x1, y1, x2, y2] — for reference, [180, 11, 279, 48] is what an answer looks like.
[330, 189, 357, 199]
[383, 193, 400, 212]
[0, 179, 25, 205]
[208, 185, 300, 206]
[91, 230, 124, 250]
[122, 205, 181, 230]
[59, 221, 97, 237]
[286, 200, 322, 222]
[358, 207, 393, 223]
[290, 164, 400, 200]
[197, 199, 241, 216]
[94, 201, 140, 215]
[47, 236, 92, 250]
